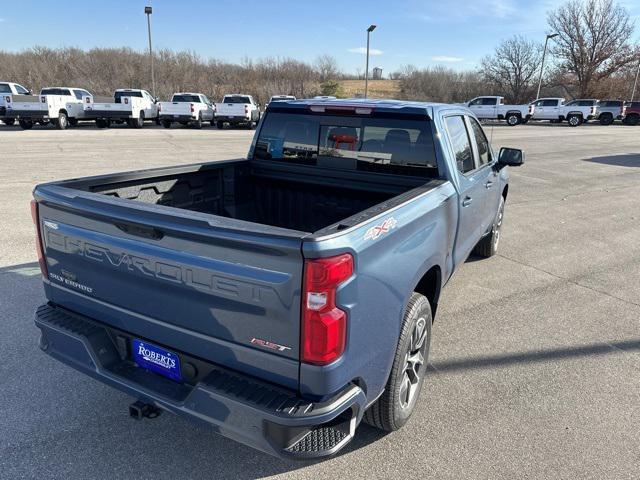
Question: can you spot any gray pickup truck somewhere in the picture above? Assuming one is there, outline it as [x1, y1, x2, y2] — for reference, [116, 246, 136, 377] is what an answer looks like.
[31, 99, 523, 459]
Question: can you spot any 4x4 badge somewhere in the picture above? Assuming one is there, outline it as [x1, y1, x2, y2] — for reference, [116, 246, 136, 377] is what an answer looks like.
[364, 217, 398, 240]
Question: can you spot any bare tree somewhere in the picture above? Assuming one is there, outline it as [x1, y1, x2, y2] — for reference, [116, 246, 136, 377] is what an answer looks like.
[548, 0, 638, 97]
[480, 35, 542, 103]
[314, 54, 340, 82]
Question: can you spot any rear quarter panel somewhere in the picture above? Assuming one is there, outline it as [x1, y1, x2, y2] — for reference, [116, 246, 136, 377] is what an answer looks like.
[299, 180, 457, 400]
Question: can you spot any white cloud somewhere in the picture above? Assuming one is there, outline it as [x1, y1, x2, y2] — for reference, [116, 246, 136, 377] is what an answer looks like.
[431, 55, 464, 63]
[348, 47, 383, 56]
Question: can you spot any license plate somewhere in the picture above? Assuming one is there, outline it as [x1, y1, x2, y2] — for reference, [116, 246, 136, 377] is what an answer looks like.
[132, 339, 182, 382]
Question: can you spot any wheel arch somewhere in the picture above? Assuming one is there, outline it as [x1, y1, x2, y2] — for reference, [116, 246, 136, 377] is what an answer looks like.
[413, 265, 442, 320]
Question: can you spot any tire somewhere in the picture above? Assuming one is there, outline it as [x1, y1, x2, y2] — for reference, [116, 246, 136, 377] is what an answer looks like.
[132, 111, 144, 129]
[473, 196, 505, 258]
[55, 111, 68, 130]
[19, 119, 33, 130]
[193, 113, 203, 129]
[567, 115, 582, 127]
[68, 118, 78, 127]
[599, 114, 614, 126]
[162, 120, 171, 129]
[624, 114, 639, 126]
[364, 293, 432, 432]
[3, 118, 15, 126]
[216, 121, 224, 129]
[506, 113, 521, 126]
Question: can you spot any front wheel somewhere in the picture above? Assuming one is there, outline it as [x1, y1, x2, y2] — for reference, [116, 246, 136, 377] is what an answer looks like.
[193, 113, 203, 129]
[19, 119, 34, 130]
[599, 114, 613, 126]
[364, 293, 432, 431]
[624, 114, 639, 126]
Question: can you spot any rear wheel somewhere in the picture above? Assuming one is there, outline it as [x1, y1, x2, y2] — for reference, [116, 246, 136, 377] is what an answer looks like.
[473, 196, 504, 258]
[599, 114, 614, 126]
[624, 114, 639, 126]
[567, 115, 582, 127]
[364, 293, 432, 431]
[3, 118, 16, 126]
[132, 111, 144, 128]
[55, 111, 68, 130]
[506, 113, 521, 126]
[18, 119, 33, 130]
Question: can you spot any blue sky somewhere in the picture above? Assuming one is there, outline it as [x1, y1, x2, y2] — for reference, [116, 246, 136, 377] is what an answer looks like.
[1, 0, 639, 73]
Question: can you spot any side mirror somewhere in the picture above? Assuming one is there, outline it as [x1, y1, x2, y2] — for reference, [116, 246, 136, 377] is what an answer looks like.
[498, 147, 524, 167]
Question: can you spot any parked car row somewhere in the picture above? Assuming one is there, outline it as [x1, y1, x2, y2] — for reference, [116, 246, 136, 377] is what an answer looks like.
[467, 95, 639, 127]
[0, 81, 292, 130]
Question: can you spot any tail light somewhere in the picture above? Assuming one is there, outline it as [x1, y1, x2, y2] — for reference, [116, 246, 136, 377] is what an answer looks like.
[244, 105, 249, 116]
[30, 200, 48, 278]
[301, 253, 353, 365]
[190, 103, 194, 113]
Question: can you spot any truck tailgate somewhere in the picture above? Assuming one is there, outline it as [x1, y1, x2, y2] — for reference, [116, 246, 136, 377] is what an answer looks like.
[216, 103, 246, 116]
[159, 102, 191, 115]
[34, 186, 304, 389]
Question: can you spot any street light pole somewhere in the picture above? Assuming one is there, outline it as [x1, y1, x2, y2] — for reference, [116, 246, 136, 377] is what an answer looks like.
[145, 6, 156, 98]
[536, 33, 558, 100]
[364, 24, 377, 99]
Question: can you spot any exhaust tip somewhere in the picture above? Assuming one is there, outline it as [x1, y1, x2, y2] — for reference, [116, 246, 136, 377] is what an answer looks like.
[129, 400, 162, 420]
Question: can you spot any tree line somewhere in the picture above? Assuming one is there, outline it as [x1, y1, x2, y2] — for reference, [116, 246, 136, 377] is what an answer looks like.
[0, 0, 638, 105]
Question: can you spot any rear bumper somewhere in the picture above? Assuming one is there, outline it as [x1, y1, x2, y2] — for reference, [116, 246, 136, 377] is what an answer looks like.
[158, 114, 195, 122]
[215, 115, 251, 123]
[85, 110, 132, 120]
[35, 303, 366, 459]
[7, 109, 49, 120]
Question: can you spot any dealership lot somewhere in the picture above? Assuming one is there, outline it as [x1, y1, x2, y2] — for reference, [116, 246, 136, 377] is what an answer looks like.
[0, 124, 638, 479]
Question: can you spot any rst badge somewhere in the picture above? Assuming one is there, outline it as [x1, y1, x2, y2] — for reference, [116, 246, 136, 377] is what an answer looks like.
[364, 217, 398, 240]
[250, 337, 292, 352]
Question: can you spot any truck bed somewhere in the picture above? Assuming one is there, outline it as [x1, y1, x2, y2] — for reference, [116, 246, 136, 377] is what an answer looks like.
[57, 159, 436, 236]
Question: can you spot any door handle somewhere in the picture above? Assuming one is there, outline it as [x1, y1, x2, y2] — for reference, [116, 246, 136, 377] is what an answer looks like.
[462, 197, 473, 207]
[485, 181, 494, 189]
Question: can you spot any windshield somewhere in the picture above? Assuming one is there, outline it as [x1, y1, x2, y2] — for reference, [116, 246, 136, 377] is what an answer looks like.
[224, 96, 251, 104]
[254, 112, 439, 177]
[172, 94, 201, 103]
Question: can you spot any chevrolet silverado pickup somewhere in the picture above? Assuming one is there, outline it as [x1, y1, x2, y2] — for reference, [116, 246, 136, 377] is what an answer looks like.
[467, 96, 534, 126]
[84, 89, 159, 128]
[214, 94, 260, 129]
[529, 97, 596, 126]
[8, 87, 93, 129]
[31, 98, 523, 459]
[158, 93, 215, 129]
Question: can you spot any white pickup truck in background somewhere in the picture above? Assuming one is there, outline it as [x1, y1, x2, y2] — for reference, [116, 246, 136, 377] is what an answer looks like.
[7, 87, 93, 129]
[529, 97, 597, 126]
[157, 92, 215, 129]
[0, 81, 32, 126]
[84, 89, 158, 128]
[214, 94, 260, 129]
[467, 96, 533, 126]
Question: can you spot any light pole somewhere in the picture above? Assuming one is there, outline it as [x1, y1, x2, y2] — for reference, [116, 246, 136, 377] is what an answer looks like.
[631, 58, 640, 102]
[145, 6, 156, 98]
[364, 24, 377, 99]
[536, 33, 559, 100]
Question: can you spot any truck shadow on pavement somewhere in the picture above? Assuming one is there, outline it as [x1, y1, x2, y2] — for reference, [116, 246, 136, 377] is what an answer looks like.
[2, 261, 639, 478]
[584, 153, 640, 168]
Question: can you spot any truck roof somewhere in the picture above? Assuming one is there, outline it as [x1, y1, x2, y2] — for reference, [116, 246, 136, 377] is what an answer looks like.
[115, 88, 145, 92]
[173, 92, 203, 96]
[266, 97, 451, 116]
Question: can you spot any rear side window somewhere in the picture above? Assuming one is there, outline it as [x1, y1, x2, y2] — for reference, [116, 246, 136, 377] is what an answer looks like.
[542, 99, 559, 107]
[600, 101, 622, 107]
[224, 96, 251, 104]
[468, 117, 491, 166]
[172, 94, 201, 103]
[73, 90, 84, 100]
[0, 84, 10, 93]
[254, 112, 438, 177]
[481, 97, 497, 106]
[445, 116, 474, 174]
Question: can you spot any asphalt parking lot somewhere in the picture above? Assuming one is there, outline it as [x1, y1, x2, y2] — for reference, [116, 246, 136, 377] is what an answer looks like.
[0, 122, 638, 479]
